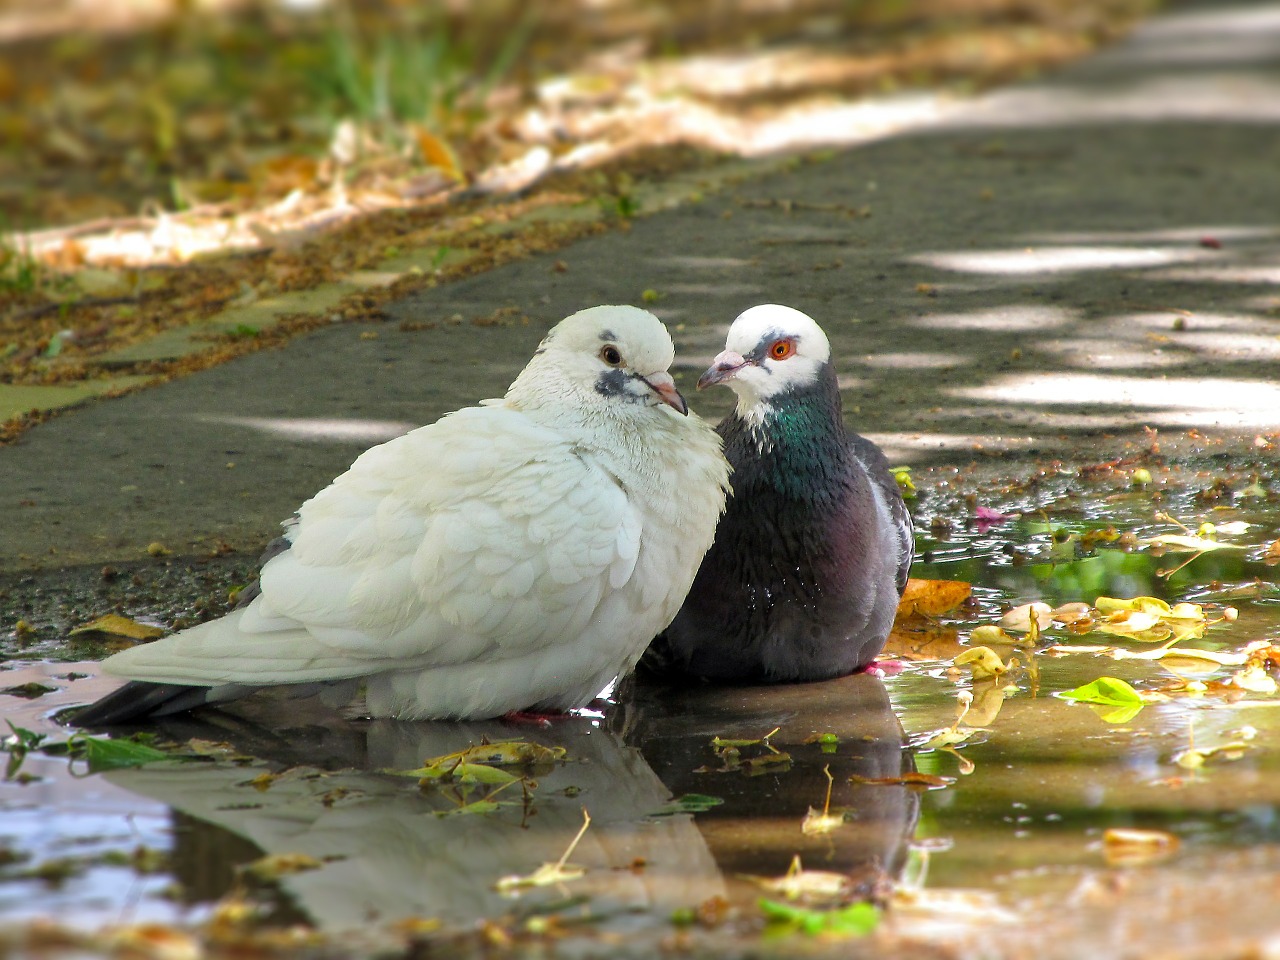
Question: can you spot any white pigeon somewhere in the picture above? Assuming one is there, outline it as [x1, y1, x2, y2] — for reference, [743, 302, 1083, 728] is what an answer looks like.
[76, 305, 730, 723]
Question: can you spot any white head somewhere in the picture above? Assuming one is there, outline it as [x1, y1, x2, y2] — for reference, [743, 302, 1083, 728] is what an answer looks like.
[507, 304, 689, 419]
[698, 304, 831, 413]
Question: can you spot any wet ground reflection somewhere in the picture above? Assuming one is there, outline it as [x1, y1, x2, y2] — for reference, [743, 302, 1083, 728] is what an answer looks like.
[5, 472, 1280, 954]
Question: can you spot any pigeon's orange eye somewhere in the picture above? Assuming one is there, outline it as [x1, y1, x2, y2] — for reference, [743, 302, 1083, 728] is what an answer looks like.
[770, 339, 796, 360]
[600, 345, 624, 366]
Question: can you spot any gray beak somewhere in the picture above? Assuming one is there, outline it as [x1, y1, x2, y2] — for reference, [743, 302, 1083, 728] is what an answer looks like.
[697, 350, 749, 390]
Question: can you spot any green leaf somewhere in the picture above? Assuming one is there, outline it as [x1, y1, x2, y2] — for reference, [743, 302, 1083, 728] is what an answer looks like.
[437, 799, 503, 817]
[76, 735, 171, 772]
[1059, 677, 1144, 708]
[650, 793, 725, 816]
[410, 761, 519, 785]
[1092, 703, 1145, 725]
[4, 721, 46, 751]
[759, 898, 880, 937]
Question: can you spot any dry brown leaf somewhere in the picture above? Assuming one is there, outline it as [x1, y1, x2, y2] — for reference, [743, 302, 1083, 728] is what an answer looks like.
[240, 853, 324, 883]
[882, 621, 965, 661]
[895, 578, 972, 620]
[1265, 538, 1280, 565]
[411, 125, 465, 182]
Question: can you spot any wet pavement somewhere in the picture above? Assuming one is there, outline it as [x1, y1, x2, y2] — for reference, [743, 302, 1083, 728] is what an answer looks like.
[4, 1, 1280, 957]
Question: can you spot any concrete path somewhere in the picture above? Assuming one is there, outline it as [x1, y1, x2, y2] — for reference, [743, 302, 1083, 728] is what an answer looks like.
[2, 0, 1278, 573]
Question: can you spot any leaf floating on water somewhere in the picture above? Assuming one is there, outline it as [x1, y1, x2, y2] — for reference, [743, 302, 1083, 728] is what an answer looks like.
[802, 732, 841, 753]
[999, 602, 1053, 633]
[240, 853, 325, 883]
[496, 808, 590, 894]
[913, 726, 982, 751]
[1096, 609, 1167, 641]
[953, 646, 1007, 681]
[1141, 534, 1242, 553]
[650, 793, 725, 816]
[1, 682, 57, 699]
[1059, 677, 1169, 723]
[895, 578, 972, 620]
[711, 727, 780, 751]
[1172, 739, 1254, 770]
[969, 624, 1014, 645]
[426, 740, 566, 768]
[416, 762, 520, 785]
[1102, 828, 1180, 867]
[801, 807, 846, 836]
[751, 855, 855, 905]
[801, 765, 845, 835]
[1111, 647, 1245, 666]
[399, 739, 566, 783]
[1230, 663, 1278, 694]
[1264, 538, 1280, 565]
[849, 772, 954, 790]
[741, 751, 792, 776]
[68, 614, 164, 642]
[1095, 596, 1170, 616]
[76, 735, 171, 772]
[1051, 602, 1093, 626]
[1060, 676, 1145, 708]
[882, 621, 965, 662]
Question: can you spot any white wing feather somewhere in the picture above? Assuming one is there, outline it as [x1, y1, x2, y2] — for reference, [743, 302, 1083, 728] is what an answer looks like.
[107, 405, 640, 685]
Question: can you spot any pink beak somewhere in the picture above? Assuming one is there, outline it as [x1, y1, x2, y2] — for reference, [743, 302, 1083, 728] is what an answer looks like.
[640, 371, 689, 415]
[697, 350, 748, 390]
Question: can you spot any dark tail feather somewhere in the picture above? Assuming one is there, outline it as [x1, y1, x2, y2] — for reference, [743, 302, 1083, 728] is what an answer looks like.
[73, 680, 215, 727]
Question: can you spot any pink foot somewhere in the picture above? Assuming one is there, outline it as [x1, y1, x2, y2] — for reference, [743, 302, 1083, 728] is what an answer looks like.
[502, 709, 569, 726]
[867, 659, 907, 677]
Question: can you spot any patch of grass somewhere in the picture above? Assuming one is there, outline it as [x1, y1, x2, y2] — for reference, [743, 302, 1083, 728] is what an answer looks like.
[0, 238, 41, 295]
[311, 4, 535, 135]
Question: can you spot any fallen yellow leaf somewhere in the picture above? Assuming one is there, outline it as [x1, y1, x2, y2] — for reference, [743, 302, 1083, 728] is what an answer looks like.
[69, 614, 164, 642]
[1102, 827, 1179, 866]
[954, 646, 1007, 680]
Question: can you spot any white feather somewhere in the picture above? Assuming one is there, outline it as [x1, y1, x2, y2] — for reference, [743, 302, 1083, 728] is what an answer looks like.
[100, 305, 730, 720]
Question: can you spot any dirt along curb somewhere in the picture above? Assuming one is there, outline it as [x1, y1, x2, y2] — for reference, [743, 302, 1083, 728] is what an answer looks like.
[2, 0, 1279, 647]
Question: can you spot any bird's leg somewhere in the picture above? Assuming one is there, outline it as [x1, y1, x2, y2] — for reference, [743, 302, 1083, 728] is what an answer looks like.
[501, 708, 572, 726]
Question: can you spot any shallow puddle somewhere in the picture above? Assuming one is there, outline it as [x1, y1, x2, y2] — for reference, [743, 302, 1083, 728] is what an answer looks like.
[3, 471, 1280, 956]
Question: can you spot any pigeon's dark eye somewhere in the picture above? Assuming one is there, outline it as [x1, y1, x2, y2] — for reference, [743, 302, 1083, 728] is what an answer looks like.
[600, 345, 624, 367]
[770, 339, 796, 360]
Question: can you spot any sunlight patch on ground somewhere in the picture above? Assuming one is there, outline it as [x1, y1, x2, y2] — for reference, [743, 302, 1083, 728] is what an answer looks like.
[868, 431, 1042, 461]
[1145, 263, 1280, 285]
[1023, 226, 1280, 245]
[908, 305, 1077, 332]
[1036, 338, 1187, 370]
[1110, 2, 1280, 66]
[860, 352, 968, 370]
[200, 416, 416, 444]
[909, 246, 1218, 276]
[948, 373, 1280, 428]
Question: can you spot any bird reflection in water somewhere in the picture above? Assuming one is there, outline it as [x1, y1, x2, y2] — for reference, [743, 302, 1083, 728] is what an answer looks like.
[104, 672, 916, 941]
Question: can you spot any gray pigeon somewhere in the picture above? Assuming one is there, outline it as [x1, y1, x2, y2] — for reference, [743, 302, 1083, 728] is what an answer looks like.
[654, 304, 912, 682]
[76, 305, 730, 723]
